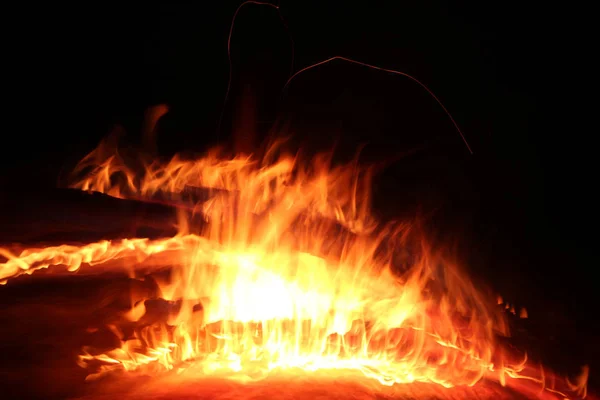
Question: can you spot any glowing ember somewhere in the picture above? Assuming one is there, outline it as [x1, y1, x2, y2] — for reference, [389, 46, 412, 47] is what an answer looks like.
[0, 138, 589, 399]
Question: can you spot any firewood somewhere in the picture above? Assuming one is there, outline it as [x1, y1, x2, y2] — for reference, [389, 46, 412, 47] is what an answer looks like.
[0, 188, 188, 244]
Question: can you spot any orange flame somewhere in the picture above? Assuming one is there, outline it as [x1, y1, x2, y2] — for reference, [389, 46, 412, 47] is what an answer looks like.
[0, 138, 589, 398]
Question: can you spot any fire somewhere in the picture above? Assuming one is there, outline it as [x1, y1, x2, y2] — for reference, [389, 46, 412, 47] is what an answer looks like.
[0, 138, 589, 399]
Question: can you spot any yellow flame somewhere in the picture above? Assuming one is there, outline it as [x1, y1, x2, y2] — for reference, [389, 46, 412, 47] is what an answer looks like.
[0, 138, 588, 399]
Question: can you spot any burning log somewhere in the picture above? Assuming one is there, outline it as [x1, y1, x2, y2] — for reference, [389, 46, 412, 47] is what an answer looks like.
[0, 188, 188, 245]
[0, 179, 359, 246]
[0, 199, 371, 288]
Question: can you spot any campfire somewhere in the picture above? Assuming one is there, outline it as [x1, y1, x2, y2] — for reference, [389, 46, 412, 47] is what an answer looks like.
[0, 132, 590, 399]
[0, 3, 592, 397]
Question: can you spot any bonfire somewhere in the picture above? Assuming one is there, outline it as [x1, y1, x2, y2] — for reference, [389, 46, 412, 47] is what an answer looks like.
[0, 3, 591, 399]
[0, 133, 589, 399]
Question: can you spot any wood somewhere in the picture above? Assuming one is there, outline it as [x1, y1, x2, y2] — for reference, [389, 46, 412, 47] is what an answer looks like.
[0, 188, 188, 244]
[0, 186, 358, 246]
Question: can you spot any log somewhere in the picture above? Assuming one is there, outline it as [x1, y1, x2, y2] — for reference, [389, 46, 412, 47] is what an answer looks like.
[0, 188, 188, 245]
[0, 184, 362, 243]
[0, 186, 369, 283]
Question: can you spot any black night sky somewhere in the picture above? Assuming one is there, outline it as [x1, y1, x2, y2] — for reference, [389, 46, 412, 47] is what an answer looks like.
[3, 0, 598, 391]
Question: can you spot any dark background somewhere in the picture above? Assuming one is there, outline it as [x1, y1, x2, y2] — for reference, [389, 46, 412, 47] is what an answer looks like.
[3, 0, 597, 388]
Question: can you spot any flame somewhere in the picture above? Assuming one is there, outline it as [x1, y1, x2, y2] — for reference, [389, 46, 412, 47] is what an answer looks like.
[0, 138, 589, 399]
